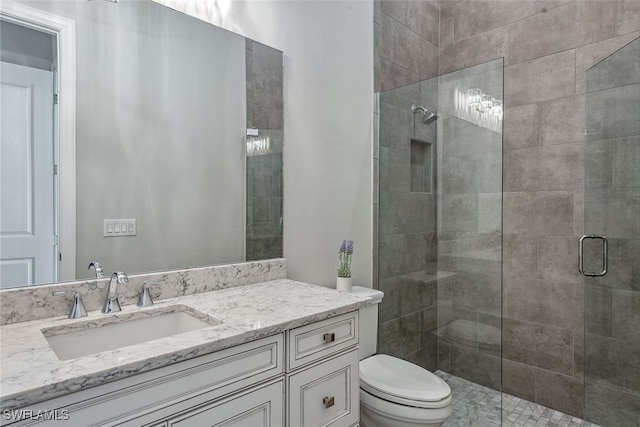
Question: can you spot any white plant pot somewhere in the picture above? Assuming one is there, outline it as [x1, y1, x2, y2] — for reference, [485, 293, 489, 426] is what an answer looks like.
[336, 277, 353, 292]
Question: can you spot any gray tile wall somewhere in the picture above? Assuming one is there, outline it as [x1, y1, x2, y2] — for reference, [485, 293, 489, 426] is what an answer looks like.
[378, 79, 439, 371]
[245, 40, 283, 261]
[438, 0, 640, 419]
[375, 0, 440, 92]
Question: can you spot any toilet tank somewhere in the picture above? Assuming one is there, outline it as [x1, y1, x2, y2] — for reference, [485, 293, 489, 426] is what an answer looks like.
[351, 286, 384, 360]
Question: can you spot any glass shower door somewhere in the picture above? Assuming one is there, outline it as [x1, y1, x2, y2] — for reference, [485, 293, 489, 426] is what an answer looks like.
[582, 36, 640, 427]
[376, 58, 503, 425]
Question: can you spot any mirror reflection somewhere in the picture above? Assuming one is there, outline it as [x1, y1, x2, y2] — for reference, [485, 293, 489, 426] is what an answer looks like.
[0, 0, 283, 288]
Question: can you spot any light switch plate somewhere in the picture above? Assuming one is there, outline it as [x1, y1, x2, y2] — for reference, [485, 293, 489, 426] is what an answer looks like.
[104, 219, 136, 237]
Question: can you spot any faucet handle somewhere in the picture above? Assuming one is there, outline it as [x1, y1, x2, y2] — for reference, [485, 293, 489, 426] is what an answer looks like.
[53, 290, 88, 319]
[88, 262, 104, 278]
[137, 280, 162, 307]
[112, 271, 129, 284]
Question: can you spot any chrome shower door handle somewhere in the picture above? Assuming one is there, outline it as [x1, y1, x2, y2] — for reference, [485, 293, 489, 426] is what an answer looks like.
[579, 234, 608, 277]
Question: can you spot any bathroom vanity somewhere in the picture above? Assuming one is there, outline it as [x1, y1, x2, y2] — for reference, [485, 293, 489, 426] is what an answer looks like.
[0, 280, 370, 427]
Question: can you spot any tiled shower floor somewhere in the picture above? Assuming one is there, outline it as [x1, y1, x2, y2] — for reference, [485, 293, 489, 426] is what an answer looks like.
[435, 371, 600, 427]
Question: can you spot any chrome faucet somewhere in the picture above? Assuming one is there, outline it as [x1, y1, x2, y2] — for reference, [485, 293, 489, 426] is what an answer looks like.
[88, 261, 104, 278]
[137, 280, 162, 307]
[103, 271, 127, 313]
[53, 290, 88, 319]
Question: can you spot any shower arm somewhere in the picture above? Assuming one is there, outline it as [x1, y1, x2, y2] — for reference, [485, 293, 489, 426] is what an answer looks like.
[411, 104, 427, 114]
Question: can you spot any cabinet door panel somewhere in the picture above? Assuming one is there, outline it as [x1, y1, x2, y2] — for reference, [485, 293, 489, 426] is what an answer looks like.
[288, 349, 359, 427]
[168, 380, 283, 427]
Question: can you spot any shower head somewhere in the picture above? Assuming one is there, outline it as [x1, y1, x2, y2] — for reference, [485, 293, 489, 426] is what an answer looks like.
[422, 111, 438, 125]
[411, 104, 439, 125]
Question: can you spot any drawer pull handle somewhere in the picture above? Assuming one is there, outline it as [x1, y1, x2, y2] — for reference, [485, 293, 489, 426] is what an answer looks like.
[323, 332, 336, 344]
[323, 396, 335, 408]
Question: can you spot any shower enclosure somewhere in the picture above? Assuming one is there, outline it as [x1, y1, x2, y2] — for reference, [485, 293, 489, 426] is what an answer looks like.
[376, 37, 640, 426]
[376, 59, 504, 423]
[582, 36, 640, 427]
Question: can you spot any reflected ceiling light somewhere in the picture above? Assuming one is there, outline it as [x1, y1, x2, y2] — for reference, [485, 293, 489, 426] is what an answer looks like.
[246, 128, 270, 156]
[466, 88, 503, 118]
[467, 88, 482, 108]
[490, 99, 503, 117]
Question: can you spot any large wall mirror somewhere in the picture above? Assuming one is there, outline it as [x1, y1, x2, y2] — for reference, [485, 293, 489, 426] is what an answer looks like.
[0, 0, 283, 288]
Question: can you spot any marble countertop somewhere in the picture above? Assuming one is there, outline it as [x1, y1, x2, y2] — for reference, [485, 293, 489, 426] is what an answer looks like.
[0, 279, 372, 410]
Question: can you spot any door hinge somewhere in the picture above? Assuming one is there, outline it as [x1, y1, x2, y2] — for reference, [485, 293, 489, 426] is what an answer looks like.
[53, 164, 58, 175]
[53, 93, 58, 105]
[59, 252, 62, 261]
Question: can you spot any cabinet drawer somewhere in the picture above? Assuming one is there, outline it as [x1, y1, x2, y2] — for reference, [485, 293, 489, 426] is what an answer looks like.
[168, 379, 284, 427]
[287, 348, 359, 427]
[288, 312, 358, 370]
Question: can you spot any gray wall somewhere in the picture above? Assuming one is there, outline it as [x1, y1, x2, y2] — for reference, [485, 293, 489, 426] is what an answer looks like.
[374, 0, 440, 92]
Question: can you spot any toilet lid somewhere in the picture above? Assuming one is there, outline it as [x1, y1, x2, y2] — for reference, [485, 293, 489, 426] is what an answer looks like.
[360, 355, 451, 405]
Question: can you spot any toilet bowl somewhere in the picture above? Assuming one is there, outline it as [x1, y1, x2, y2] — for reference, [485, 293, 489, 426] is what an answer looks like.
[352, 287, 453, 427]
[359, 354, 452, 427]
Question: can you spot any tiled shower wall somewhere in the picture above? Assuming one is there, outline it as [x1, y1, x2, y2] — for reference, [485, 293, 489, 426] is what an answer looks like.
[374, 0, 640, 419]
[374, 0, 440, 92]
[245, 40, 284, 261]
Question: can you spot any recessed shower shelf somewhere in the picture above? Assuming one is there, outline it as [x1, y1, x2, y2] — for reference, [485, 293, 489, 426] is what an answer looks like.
[410, 139, 433, 194]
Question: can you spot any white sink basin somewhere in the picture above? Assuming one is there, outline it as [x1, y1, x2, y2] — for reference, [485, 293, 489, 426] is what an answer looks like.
[42, 305, 221, 361]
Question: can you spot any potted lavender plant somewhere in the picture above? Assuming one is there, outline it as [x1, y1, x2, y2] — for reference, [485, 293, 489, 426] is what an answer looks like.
[336, 240, 354, 292]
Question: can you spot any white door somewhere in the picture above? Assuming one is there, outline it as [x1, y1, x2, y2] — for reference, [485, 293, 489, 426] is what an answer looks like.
[0, 61, 56, 288]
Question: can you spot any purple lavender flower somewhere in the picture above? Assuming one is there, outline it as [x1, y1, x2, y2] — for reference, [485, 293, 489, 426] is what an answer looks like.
[346, 240, 354, 255]
[337, 239, 355, 278]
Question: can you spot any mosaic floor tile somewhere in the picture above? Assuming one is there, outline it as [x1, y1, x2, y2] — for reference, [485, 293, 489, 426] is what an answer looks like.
[435, 371, 601, 427]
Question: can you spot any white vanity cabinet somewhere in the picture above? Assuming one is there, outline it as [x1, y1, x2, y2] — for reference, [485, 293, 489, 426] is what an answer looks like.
[4, 311, 360, 427]
[286, 312, 360, 427]
[4, 335, 285, 427]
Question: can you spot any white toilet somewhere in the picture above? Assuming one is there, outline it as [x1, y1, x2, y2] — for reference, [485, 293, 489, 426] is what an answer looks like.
[352, 286, 453, 427]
